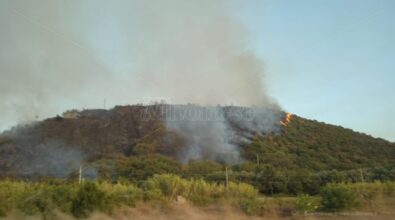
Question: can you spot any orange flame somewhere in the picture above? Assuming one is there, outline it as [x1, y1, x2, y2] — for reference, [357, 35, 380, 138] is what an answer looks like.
[280, 112, 292, 126]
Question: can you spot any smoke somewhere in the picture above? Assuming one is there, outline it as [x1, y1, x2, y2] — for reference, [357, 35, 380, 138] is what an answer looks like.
[0, 0, 278, 128]
[0, 0, 282, 164]
[143, 105, 282, 164]
[16, 140, 86, 178]
[0, 0, 111, 129]
[162, 105, 238, 163]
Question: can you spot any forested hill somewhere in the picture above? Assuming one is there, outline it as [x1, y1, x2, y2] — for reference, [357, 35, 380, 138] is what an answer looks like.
[246, 115, 395, 171]
[0, 105, 394, 178]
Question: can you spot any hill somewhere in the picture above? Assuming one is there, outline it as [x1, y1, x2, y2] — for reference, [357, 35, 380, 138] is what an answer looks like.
[0, 104, 394, 186]
[244, 114, 395, 171]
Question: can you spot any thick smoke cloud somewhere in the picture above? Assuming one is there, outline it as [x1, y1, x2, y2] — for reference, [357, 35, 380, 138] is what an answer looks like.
[160, 105, 281, 164]
[1, 0, 281, 164]
[0, 0, 111, 129]
[0, 0, 278, 128]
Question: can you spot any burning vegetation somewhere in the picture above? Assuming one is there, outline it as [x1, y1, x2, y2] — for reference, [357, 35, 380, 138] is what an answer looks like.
[280, 112, 292, 127]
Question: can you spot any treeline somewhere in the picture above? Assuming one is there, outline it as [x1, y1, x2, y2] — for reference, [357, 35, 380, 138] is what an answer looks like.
[92, 155, 395, 196]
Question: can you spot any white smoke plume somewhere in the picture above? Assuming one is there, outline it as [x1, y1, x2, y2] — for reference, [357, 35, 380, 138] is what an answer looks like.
[0, 0, 282, 163]
[142, 104, 282, 164]
[0, 0, 278, 127]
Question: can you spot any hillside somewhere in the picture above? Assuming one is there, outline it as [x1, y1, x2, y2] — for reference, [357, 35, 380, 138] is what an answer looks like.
[244, 115, 395, 171]
[0, 104, 394, 181]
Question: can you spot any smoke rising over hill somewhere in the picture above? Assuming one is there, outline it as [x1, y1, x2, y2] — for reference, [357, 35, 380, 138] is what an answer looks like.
[0, 0, 282, 164]
[0, 0, 278, 130]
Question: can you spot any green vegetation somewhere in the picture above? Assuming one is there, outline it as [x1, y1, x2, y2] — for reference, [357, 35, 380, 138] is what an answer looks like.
[1, 106, 395, 218]
[0, 175, 263, 219]
[118, 155, 182, 182]
[71, 182, 106, 217]
[244, 115, 395, 172]
[320, 184, 358, 212]
[2, 107, 395, 182]
[93, 155, 395, 196]
[0, 178, 394, 218]
[87, 114, 395, 196]
[294, 194, 320, 214]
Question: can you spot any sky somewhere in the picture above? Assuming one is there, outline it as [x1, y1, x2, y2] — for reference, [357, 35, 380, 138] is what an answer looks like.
[238, 0, 395, 141]
[0, 0, 394, 142]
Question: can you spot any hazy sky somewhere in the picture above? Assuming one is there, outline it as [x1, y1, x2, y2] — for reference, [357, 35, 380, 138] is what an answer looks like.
[239, 0, 395, 141]
[0, 0, 394, 142]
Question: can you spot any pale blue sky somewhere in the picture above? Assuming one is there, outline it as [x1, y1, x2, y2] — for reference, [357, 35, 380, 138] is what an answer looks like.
[238, 0, 395, 141]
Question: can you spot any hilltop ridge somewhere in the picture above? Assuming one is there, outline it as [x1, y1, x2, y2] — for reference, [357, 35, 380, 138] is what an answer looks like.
[0, 104, 394, 179]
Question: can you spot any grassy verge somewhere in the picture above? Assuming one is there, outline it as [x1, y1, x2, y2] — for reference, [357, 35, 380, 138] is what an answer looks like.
[0, 177, 394, 219]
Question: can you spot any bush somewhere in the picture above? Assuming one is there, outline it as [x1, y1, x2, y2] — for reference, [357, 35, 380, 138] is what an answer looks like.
[49, 184, 78, 213]
[0, 176, 261, 217]
[119, 155, 182, 182]
[320, 184, 358, 212]
[254, 165, 287, 195]
[71, 182, 106, 218]
[16, 183, 52, 216]
[227, 182, 258, 200]
[144, 174, 259, 208]
[0, 180, 25, 216]
[144, 174, 190, 200]
[99, 182, 143, 209]
[294, 194, 320, 214]
[240, 198, 265, 216]
[383, 181, 395, 196]
[339, 181, 395, 210]
[185, 160, 223, 179]
[188, 179, 224, 205]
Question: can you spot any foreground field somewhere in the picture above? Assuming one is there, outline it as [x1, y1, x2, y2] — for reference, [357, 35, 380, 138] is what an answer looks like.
[2, 204, 395, 220]
[295, 215, 395, 220]
[0, 176, 394, 219]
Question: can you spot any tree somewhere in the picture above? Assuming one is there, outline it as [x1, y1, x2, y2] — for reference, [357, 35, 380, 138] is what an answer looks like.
[320, 184, 358, 212]
[254, 165, 287, 195]
[118, 155, 182, 182]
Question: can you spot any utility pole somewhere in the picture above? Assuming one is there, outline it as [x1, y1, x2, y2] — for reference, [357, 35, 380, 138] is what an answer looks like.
[79, 165, 82, 185]
[225, 167, 229, 189]
[359, 168, 365, 182]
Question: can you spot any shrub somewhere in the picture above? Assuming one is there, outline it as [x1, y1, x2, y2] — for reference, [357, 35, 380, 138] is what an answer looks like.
[0, 176, 262, 217]
[227, 182, 258, 200]
[240, 198, 265, 216]
[71, 182, 106, 218]
[339, 181, 395, 210]
[119, 155, 182, 182]
[185, 160, 223, 179]
[16, 183, 52, 216]
[49, 184, 78, 213]
[320, 184, 358, 212]
[144, 174, 189, 199]
[144, 174, 259, 208]
[294, 194, 320, 214]
[0, 180, 26, 216]
[383, 181, 395, 196]
[254, 165, 287, 195]
[188, 179, 224, 205]
[99, 182, 143, 209]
